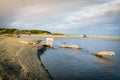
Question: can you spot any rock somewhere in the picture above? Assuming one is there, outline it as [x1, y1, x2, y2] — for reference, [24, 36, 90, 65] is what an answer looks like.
[94, 51, 115, 57]
[60, 45, 80, 49]
[18, 41, 36, 44]
[18, 40, 42, 45]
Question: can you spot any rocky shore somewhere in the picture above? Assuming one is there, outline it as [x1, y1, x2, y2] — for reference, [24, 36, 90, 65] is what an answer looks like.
[0, 35, 51, 80]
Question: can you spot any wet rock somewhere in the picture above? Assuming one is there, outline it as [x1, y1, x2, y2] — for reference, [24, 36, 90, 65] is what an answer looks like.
[94, 51, 115, 57]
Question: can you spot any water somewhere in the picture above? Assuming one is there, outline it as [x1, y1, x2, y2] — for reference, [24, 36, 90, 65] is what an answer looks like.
[41, 38, 120, 80]
[21, 36, 120, 80]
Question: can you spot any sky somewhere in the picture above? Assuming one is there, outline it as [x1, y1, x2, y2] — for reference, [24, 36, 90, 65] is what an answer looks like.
[0, 0, 120, 35]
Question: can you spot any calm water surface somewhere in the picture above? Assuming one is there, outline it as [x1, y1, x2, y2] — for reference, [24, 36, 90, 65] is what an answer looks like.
[22, 36, 120, 80]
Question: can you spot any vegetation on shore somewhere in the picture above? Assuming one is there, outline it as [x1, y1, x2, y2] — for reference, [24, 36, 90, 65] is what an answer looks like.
[0, 28, 51, 35]
[0, 28, 19, 34]
[52, 32, 66, 35]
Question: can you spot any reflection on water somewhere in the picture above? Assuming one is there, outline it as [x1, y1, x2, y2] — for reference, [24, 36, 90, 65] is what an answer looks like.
[97, 56, 114, 65]
[104, 39, 120, 42]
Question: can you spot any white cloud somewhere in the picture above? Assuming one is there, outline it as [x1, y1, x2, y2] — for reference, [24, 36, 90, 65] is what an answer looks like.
[64, 0, 120, 28]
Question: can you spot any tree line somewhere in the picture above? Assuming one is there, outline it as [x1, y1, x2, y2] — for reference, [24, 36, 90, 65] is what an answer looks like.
[0, 28, 51, 34]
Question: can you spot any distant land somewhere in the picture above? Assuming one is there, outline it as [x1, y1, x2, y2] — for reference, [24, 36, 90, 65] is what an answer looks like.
[0, 28, 66, 35]
[0, 28, 120, 39]
[0, 28, 51, 35]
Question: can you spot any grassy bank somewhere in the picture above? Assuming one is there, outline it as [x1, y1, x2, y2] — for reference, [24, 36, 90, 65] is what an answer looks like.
[0, 35, 51, 80]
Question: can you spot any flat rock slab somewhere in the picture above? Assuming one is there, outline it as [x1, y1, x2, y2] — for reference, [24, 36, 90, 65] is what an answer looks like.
[94, 51, 115, 57]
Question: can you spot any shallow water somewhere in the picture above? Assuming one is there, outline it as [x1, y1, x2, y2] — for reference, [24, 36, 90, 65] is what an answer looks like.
[21, 36, 120, 80]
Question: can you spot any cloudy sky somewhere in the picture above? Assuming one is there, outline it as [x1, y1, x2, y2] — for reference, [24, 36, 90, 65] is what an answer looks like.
[0, 0, 120, 35]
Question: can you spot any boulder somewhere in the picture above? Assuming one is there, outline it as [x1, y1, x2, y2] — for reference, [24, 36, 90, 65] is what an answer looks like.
[94, 51, 115, 57]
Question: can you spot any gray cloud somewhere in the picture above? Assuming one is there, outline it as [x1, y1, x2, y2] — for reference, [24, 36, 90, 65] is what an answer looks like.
[47, 0, 120, 31]
[0, 0, 119, 33]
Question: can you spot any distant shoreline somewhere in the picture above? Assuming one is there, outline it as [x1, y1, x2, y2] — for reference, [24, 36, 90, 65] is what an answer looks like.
[21, 34, 120, 39]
